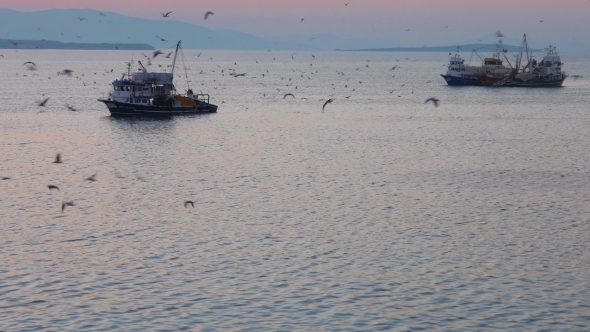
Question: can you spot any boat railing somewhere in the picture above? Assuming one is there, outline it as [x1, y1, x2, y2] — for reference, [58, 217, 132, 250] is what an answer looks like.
[195, 94, 210, 103]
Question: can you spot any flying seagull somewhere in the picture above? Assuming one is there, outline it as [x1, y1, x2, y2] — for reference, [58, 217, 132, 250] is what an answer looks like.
[59, 69, 74, 76]
[184, 200, 195, 208]
[78, 17, 86, 21]
[84, 173, 97, 182]
[322, 98, 333, 111]
[152, 50, 164, 59]
[205, 12, 214, 20]
[165, 52, 173, 58]
[37, 97, 50, 107]
[156, 35, 167, 42]
[495, 31, 504, 38]
[61, 201, 75, 212]
[284, 93, 295, 99]
[65, 103, 78, 112]
[161, 12, 172, 17]
[48, 185, 60, 191]
[24, 61, 36, 66]
[425, 97, 440, 107]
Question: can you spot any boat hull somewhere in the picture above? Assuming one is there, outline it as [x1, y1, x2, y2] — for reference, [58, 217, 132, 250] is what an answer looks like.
[494, 77, 566, 87]
[98, 99, 218, 116]
[440, 74, 482, 86]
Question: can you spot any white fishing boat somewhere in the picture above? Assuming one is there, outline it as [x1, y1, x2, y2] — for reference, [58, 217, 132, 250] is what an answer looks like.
[98, 40, 218, 116]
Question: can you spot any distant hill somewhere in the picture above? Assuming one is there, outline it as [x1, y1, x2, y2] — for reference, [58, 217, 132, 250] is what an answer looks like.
[0, 38, 153, 50]
[337, 44, 540, 53]
[0, 8, 310, 50]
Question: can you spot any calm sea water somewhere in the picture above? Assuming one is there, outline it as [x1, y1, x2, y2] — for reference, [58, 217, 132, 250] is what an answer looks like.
[1, 49, 590, 331]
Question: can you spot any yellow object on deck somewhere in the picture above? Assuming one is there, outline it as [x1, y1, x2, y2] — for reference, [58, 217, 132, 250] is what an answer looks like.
[174, 95, 196, 107]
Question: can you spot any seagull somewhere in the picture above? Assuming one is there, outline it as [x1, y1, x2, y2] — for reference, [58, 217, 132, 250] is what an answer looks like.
[322, 98, 333, 111]
[61, 201, 75, 212]
[37, 97, 50, 107]
[53, 153, 62, 164]
[48, 185, 60, 191]
[59, 69, 74, 76]
[165, 52, 173, 58]
[425, 97, 440, 107]
[65, 103, 78, 112]
[156, 35, 167, 42]
[344, 2, 350, 5]
[301, 19, 304, 22]
[78, 17, 86, 21]
[1, 176, 10, 180]
[84, 173, 97, 182]
[152, 50, 164, 59]
[571, 75, 583, 80]
[284, 93, 295, 99]
[8, 39, 18, 46]
[24, 62, 37, 70]
[98, 11, 106, 16]
[495, 31, 504, 37]
[184, 200, 195, 208]
[161, 12, 172, 17]
[204, 11, 214, 20]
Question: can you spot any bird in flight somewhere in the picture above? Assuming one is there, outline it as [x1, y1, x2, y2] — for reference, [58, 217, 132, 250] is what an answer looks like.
[165, 52, 173, 58]
[495, 31, 504, 37]
[156, 35, 167, 42]
[344, 2, 350, 5]
[205, 12, 214, 20]
[98, 12, 106, 16]
[59, 69, 74, 76]
[78, 17, 86, 21]
[425, 97, 440, 107]
[37, 97, 50, 107]
[161, 12, 172, 17]
[85, 173, 97, 182]
[284, 93, 295, 99]
[65, 103, 78, 112]
[48, 185, 60, 191]
[61, 201, 75, 212]
[301, 19, 304, 22]
[184, 200, 195, 208]
[53, 153, 62, 164]
[24, 61, 36, 66]
[322, 98, 333, 111]
[152, 50, 164, 59]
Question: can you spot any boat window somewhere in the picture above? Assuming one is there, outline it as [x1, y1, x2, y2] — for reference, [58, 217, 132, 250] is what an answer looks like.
[142, 99, 147, 103]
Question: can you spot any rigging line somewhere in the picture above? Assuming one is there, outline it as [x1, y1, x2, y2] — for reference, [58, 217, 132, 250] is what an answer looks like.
[179, 45, 191, 93]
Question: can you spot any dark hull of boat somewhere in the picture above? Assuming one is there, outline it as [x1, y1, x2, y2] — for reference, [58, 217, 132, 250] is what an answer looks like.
[494, 77, 566, 87]
[440, 74, 482, 86]
[98, 99, 218, 116]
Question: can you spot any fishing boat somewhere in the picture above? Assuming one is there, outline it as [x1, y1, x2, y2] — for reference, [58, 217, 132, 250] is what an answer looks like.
[98, 40, 217, 116]
[441, 40, 514, 86]
[493, 35, 567, 87]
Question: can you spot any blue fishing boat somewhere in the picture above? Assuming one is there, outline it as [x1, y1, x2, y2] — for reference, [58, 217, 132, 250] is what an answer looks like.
[98, 40, 217, 116]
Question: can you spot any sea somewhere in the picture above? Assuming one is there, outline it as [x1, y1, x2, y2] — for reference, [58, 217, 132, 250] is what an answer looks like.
[1, 49, 589, 331]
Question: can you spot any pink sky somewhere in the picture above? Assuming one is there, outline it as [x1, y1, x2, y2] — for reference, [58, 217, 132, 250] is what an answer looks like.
[2, 0, 589, 46]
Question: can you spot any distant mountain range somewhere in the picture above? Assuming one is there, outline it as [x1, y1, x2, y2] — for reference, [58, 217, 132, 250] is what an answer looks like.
[0, 8, 587, 52]
[0, 38, 153, 50]
[338, 44, 540, 53]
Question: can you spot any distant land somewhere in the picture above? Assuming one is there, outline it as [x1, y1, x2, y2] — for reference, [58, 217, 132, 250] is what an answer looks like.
[0, 38, 154, 50]
[0, 8, 587, 52]
[337, 44, 541, 53]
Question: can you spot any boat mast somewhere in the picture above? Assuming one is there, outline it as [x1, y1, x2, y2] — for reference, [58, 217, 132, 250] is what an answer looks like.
[170, 40, 181, 78]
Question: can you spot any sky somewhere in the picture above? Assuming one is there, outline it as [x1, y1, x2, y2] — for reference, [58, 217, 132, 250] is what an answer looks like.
[2, 0, 590, 47]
